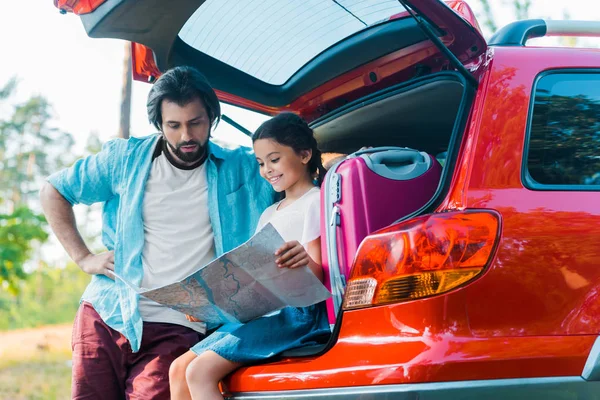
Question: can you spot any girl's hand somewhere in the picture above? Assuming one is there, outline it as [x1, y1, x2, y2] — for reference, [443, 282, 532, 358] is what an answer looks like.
[185, 315, 202, 323]
[275, 241, 309, 269]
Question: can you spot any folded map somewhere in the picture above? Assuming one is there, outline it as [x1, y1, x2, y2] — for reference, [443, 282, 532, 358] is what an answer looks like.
[114, 223, 331, 326]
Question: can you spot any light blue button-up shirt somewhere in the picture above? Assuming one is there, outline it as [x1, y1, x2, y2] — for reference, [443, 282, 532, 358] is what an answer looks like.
[48, 134, 274, 352]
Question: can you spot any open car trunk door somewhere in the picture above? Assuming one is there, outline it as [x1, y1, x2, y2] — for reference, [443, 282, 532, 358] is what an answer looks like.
[55, 0, 487, 121]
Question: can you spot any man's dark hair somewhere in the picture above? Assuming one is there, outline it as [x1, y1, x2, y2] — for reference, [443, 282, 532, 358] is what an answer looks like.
[147, 66, 221, 131]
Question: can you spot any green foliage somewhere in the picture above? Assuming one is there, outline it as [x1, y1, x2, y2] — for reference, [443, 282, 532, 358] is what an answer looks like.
[0, 207, 48, 294]
[85, 131, 103, 155]
[474, 0, 532, 38]
[0, 262, 90, 330]
[512, 0, 532, 20]
[477, 0, 497, 34]
[0, 85, 75, 206]
[0, 78, 76, 292]
[0, 316, 72, 398]
[0, 77, 17, 100]
[0, 359, 72, 399]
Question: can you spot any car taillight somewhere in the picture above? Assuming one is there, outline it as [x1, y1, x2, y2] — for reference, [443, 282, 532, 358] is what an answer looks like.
[343, 211, 500, 310]
[54, 0, 106, 15]
[131, 43, 162, 83]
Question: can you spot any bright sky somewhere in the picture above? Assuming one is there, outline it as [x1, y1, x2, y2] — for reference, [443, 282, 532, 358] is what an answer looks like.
[469, 0, 600, 45]
[0, 1, 268, 152]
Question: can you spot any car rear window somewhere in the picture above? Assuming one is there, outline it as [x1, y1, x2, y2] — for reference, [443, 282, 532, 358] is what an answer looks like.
[526, 71, 600, 188]
[178, 0, 406, 85]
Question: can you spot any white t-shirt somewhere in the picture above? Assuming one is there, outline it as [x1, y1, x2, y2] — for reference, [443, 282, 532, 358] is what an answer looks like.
[256, 186, 321, 245]
[138, 143, 214, 334]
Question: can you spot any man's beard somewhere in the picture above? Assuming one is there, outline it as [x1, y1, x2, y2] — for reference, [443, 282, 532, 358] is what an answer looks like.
[166, 139, 207, 163]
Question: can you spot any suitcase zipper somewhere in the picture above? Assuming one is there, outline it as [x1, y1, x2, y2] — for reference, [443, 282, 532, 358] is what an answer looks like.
[326, 170, 346, 317]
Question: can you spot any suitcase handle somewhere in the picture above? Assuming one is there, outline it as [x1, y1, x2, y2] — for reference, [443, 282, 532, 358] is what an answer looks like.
[361, 149, 432, 181]
[352, 146, 407, 157]
[368, 150, 425, 165]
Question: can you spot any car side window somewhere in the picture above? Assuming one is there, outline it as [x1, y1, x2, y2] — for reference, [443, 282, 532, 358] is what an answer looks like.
[525, 71, 600, 189]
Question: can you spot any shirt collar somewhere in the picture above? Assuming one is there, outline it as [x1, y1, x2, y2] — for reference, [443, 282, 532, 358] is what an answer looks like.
[208, 140, 226, 161]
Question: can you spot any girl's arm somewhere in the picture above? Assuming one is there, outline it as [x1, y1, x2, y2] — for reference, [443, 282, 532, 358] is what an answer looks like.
[275, 238, 324, 282]
[304, 237, 323, 282]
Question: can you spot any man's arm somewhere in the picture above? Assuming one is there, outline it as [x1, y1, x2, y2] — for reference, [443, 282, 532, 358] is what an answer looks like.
[39, 139, 123, 278]
[40, 182, 115, 279]
[40, 182, 115, 278]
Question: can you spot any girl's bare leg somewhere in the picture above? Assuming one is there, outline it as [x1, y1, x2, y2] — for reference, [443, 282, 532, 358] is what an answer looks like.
[169, 350, 198, 400]
[186, 350, 242, 400]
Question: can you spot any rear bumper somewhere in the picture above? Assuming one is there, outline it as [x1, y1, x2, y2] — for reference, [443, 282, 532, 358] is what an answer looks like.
[227, 337, 600, 398]
[228, 377, 600, 399]
[224, 306, 596, 392]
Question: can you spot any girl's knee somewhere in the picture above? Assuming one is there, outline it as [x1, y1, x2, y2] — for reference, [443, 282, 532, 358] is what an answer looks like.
[185, 357, 205, 384]
[186, 353, 221, 384]
[169, 355, 189, 383]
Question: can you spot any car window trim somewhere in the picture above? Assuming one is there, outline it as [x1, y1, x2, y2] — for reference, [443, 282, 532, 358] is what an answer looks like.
[522, 68, 600, 192]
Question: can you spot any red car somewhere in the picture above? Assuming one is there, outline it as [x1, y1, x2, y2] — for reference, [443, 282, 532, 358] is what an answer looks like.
[55, 0, 600, 398]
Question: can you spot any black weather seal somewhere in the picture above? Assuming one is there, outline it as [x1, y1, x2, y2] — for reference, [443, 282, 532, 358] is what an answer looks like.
[221, 114, 253, 137]
[489, 19, 547, 46]
[397, 0, 478, 88]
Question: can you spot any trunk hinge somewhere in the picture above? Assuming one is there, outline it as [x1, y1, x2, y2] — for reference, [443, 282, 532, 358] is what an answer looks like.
[397, 0, 478, 88]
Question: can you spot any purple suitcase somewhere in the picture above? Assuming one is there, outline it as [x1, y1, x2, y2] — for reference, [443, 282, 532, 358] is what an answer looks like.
[321, 147, 442, 324]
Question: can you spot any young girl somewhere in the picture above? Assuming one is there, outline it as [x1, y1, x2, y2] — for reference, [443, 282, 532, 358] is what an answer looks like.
[169, 112, 330, 400]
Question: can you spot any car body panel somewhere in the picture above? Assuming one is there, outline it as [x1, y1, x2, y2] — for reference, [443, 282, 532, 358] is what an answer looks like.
[456, 47, 600, 337]
[222, 45, 600, 395]
[224, 299, 594, 392]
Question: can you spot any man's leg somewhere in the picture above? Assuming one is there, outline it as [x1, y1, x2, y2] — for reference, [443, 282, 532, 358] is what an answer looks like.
[125, 322, 202, 400]
[71, 302, 128, 400]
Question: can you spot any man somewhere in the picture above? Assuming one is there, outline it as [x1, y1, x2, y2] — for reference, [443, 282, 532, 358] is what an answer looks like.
[40, 66, 274, 399]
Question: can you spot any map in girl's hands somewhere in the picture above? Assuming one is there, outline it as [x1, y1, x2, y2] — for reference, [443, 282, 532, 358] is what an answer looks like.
[113, 223, 331, 326]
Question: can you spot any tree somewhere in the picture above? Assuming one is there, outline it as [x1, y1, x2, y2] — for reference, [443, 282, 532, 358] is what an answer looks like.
[477, 0, 497, 34]
[0, 79, 75, 292]
[0, 207, 48, 294]
[474, 0, 575, 47]
[512, 0, 532, 20]
[0, 86, 75, 211]
[476, 0, 531, 37]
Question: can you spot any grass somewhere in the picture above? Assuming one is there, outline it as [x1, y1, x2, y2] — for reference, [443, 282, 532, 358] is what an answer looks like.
[0, 324, 72, 400]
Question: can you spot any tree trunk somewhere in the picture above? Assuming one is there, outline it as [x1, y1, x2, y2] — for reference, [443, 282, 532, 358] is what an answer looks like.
[118, 42, 132, 139]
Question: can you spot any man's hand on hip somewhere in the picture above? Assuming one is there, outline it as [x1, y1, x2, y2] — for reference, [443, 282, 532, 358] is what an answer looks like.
[77, 251, 115, 279]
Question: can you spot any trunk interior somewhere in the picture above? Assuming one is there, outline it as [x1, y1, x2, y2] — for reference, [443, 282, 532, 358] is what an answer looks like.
[277, 71, 471, 359]
[314, 73, 466, 156]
